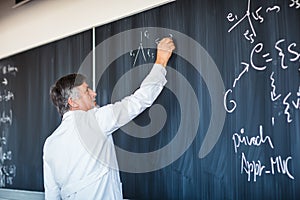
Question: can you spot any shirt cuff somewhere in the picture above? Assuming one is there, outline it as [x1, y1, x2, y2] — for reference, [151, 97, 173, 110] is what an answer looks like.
[152, 63, 167, 76]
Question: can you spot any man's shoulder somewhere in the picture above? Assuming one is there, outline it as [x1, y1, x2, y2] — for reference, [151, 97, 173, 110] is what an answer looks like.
[44, 118, 76, 149]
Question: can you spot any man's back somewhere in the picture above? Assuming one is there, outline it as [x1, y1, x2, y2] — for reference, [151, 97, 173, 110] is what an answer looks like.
[43, 110, 122, 200]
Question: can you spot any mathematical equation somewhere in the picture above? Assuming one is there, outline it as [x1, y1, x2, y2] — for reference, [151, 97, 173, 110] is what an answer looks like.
[224, 39, 300, 125]
[232, 125, 294, 182]
[227, 0, 299, 43]
[129, 30, 173, 66]
[226, 0, 299, 182]
[0, 64, 17, 187]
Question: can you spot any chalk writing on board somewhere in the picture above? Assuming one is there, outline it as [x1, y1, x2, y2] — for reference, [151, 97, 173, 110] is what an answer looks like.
[289, 0, 300, 9]
[1, 78, 8, 86]
[241, 152, 294, 182]
[227, 0, 281, 43]
[232, 125, 274, 154]
[270, 72, 281, 102]
[0, 110, 12, 125]
[129, 30, 173, 66]
[283, 92, 292, 123]
[226, 20, 299, 179]
[265, 5, 280, 13]
[232, 125, 294, 182]
[224, 40, 300, 125]
[129, 31, 155, 66]
[0, 90, 14, 102]
[291, 86, 300, 109]
[0, 65, 18, 75]
[0, 64, 17, 187]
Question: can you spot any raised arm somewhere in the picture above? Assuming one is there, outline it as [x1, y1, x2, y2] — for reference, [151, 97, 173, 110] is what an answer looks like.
[94, 38, 175, 134]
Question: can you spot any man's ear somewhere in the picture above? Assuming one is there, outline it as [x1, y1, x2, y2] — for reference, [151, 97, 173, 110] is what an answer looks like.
[68, 97, 79, 109]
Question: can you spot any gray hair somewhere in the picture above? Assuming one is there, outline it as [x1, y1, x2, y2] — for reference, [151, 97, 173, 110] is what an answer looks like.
[50, 73, 86, 116]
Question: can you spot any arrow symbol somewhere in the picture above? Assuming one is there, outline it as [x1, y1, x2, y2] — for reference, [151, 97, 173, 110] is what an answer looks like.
[2, 78, 8, 85]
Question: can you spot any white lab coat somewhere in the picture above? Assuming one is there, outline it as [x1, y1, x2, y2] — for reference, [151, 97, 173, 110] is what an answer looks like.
[43, 64, 167, 200]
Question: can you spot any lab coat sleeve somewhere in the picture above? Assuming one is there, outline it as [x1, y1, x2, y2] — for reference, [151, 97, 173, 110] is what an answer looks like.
[95, 64, 167, 135]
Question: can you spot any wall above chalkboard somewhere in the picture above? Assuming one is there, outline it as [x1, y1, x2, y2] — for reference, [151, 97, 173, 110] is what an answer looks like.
[0, 0, 175, 60]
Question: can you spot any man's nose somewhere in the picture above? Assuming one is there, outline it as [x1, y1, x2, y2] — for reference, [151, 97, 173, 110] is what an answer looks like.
[89, 88, 97, 97]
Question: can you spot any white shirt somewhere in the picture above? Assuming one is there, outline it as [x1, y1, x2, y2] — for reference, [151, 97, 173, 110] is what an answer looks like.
[43, 64, 167, 200]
